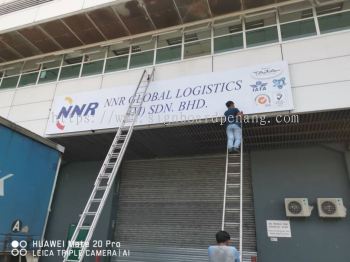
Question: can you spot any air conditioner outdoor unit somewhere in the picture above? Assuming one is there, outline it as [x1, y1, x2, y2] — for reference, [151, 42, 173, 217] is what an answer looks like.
[285, 198, 313, 217]
[317, 198, 347, 218]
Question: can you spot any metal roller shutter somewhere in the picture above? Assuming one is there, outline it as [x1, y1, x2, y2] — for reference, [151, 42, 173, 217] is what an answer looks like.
[113, 154, 256, 261]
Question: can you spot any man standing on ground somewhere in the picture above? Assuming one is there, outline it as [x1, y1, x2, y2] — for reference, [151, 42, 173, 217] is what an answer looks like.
[208, 230, 240, 262]
[224, 101, 243, 153]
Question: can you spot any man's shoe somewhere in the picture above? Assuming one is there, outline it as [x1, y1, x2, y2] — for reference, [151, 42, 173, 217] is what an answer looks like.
[233, 147, 240, 154]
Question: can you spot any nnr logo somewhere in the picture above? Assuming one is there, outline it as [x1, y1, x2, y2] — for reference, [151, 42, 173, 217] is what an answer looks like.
[56, 97, 99, 130]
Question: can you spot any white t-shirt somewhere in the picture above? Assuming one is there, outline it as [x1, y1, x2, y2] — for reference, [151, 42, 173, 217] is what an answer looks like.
[208, 245, 240, 262]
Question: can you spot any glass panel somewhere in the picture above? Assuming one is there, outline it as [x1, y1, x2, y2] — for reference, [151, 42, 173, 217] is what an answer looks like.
[4, 63, 23, 77]
[22, 59, 41, 73]
[18, 72, 39, 87]
[129, 50, 154, 69]
[157, 31, 183, 48]
[184, 39, 211, 59]
[42, 56, 62, 69]
[59, 64, 82, 80]
[281, 19, 316, 41]
[214, 19, 242, 36]
[279, 8, 313, 23]
[38, 68, 59, 84]
[63, 53, 83, 65]
[184, 27, 211, 42]
[318, 11, 350, 34]
[214, 33, 244, 53]
[108, 43, 130, 58]
[81, 60, 104, 76]
[0, 76, 19, 89]
[245, 12, 276, 30]
[316, 2, 350, 16]
[174, 0, 210, 23]
[156, 46, 182, 64]
[84, 49, 106, 62]
[105, 56, 128, 73]
[131, 37, 156, 53]
[246, 26, 278, 47]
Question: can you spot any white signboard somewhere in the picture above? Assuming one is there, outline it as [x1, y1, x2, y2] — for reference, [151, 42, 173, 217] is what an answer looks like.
[46, 61, 293, 135]
[266, 220, 292, 238]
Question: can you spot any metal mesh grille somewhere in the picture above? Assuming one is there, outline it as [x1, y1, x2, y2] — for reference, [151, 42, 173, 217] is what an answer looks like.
[112, 155, 257, 261]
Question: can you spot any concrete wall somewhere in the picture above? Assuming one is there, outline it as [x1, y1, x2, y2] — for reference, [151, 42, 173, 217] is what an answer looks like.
[1, 31, 350, 136]
[250, 145, 350, 262]
[43, 160, 115, 262]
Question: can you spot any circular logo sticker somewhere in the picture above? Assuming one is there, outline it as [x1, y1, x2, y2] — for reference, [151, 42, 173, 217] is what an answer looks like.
[255, 94, 271, 106]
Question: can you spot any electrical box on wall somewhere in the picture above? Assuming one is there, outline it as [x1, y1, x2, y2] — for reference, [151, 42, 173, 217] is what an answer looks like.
[317, 198, 347, 218]
[285, 198, 313, 217]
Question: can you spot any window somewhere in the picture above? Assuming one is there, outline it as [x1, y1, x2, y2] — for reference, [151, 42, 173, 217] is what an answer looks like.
[156, 31, 182, 64]
[18, 72, 39, 87]
[317, 3, 350, 34]
[1, 75, 19, 89]
[18, 59, 41, 87]
[59, 53, 83, 80]
[214, 19, 243, 53]
[129, 37, 155, 69]
[0, 63, 22, 89]
[279, 5, 316, 41]
[106, 44, 130, 73]
[245, 12, 278, 47]
[38, 69, 60, 84]
[184, 26, 211, 59]
[81, 49, 106, 77]
[105, 56, 128, 73]
[38, 56, 62, 84]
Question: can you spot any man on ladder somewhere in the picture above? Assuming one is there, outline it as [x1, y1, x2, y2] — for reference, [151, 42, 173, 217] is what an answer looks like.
[224, 101, 243, 153]
[221, 100, 244, 262]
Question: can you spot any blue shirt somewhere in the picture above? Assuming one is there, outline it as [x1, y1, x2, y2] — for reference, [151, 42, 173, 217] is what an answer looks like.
[208, 246, 240, 262]
[224, 108, 241, 127]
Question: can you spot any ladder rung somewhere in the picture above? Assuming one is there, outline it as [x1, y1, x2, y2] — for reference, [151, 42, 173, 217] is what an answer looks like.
[226, 208, 240, 212]
[110, 153, 119, 158]
[79, 225, 91, 230]
[96, 186, 107, 190]
[226, 195, 240, 199]
[228, 238, 240, 242]
[228, 163, 240, 166]
[227, 172, 240, 175]
[104, 164, 115, 169]
[225, 222, 240, 226]
[84, 212, 97, 216]
[227, 183, 240, 187]
[91, 198, 103, 203]
[99, 175, 111, 179]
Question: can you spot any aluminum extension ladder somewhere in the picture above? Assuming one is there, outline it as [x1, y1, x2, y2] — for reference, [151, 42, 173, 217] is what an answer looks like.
[221, 125, 243, 262]
[63, 69, 155, 262]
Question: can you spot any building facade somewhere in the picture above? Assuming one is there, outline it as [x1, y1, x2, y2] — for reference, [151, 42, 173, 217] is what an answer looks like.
[0, 0, 349, 261]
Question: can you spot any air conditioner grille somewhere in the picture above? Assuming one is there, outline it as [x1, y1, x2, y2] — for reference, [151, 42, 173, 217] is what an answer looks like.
[288, 201, 302, 214]
[321, 201, 337, 215]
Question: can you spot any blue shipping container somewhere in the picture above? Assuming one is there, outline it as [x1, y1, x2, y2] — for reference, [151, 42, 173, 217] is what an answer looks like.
[0, 123, 62, 252]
